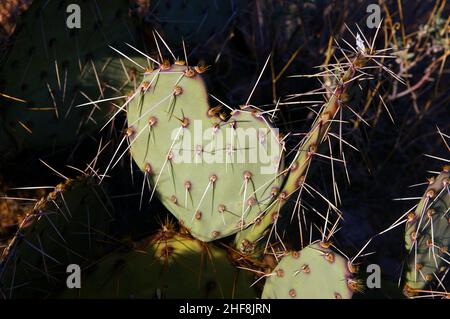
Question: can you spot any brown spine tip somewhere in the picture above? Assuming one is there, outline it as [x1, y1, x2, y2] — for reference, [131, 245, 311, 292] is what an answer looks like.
[218, 204, 226, 213]
[295, 176, 305, 188]
[243, 171, 252, 180]
[195, 211, 202, 220]
[160, 59, 171, 70]
[208, 105, 222, 117]
[184, 181, 192, 190]
[347, 261, 358, 273]
[324, 252, 335, 263]
[141, 81, 151, 92]
[184, 68, 196, 77]
[301, 264, 310, 273]
[403, 284, 417, 297]
[407, 212, 416, 223]
[144, 163, 152, 174]
[319, 241, 332, 249]
[173, 85, 183, 96]
[426, 189, 435, 198]
[291, 251, 300, 259]
[181, 117, 190, 128]
[148, 116, 157, 127]
[308, 144, 317, 156]
[276, 269, 284, 277]
[271, 212, 279, 222]
[126, 127, 135, 137]
[211, 230, 220, 238]
[271, 187, 279, 197]
[219, 112, 227, 121]
[347, 279, 360, 292]
[194, 65, 207, 74]
[289, 289, 297, 298]
[209, 175, 217, 183]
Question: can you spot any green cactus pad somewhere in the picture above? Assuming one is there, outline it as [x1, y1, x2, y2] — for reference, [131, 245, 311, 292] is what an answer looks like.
[127, 63, 284, 242]
[0, 0, 147, 161]
[56, 230, 256, 299]
[403, 167, 450, 296]
[262, 242, 355, 299]
[0, 176, 115, 298]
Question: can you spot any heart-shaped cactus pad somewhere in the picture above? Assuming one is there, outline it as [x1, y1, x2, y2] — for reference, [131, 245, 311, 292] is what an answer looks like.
[126, 63, 285, 241]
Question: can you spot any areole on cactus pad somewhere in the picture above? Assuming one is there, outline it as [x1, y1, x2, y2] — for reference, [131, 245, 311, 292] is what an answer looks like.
[126, 63, 285, 242]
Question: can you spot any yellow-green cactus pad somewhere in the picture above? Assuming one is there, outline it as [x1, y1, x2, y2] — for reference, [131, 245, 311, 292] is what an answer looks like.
[127, 64, 284, 241]
[262, 242, 355, 299]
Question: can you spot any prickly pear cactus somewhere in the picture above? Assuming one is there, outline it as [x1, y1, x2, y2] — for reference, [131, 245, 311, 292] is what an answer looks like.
[0, 176, 115, 299]
[56, 228, 256, 299]
[403, 166, 450, 297]
[0, 0, 147, 161]
[262, 242, 357, 299]
[126, 63, 284, 242]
